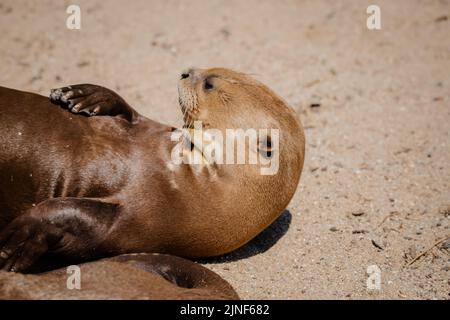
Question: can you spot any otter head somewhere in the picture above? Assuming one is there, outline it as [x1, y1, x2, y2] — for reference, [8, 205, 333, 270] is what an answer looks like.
[174, 67, 306, 256]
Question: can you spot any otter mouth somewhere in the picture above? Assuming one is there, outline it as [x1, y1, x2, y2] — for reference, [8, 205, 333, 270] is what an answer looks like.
[178, 82, 199, 129]
[179, 102, 196, 129]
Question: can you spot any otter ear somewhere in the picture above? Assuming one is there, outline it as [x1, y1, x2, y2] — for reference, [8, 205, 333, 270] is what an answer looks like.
[257, 135, 273, 159]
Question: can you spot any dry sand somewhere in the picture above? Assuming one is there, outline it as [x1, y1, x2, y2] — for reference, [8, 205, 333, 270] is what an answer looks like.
[0, 0, 449, 299]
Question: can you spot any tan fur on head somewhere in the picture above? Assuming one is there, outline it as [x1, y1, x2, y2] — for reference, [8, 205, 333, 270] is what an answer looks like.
[178, 68, 300, 132]
[172, 67, 305, 257]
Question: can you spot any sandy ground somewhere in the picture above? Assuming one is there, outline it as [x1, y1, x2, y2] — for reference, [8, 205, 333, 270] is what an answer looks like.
[0, 0, 449, 299]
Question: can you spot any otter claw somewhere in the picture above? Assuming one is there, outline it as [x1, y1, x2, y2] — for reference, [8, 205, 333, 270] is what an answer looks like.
[49, 89, 63, 102]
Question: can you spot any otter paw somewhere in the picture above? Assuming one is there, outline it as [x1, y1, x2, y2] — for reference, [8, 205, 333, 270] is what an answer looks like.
[0, 216, 63, 273]
[50, 84, 112, 116]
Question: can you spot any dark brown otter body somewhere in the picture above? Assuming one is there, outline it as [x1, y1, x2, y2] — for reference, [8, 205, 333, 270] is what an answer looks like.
[0, 85, 182, 272]
[0, 253, 239, 299]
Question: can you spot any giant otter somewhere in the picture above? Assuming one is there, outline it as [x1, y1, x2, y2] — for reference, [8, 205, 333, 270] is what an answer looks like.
[0, 68, 305, 273]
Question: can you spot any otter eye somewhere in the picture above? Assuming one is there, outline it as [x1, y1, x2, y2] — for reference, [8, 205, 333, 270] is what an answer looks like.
[203, 78, 214, 90]
[258, 136, 273, 159]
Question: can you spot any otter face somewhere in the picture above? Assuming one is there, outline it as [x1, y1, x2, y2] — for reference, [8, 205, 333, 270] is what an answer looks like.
[178, 67, 286, 131]
[177, 67, 304, 177]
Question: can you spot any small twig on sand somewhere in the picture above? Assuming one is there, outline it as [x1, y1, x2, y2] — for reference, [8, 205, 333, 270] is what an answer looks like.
[371, 239, 384, 250]
[406, 236, 450, 266]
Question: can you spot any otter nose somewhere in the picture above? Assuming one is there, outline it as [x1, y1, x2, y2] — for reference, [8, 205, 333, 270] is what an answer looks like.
[180, 68, 198, 80]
